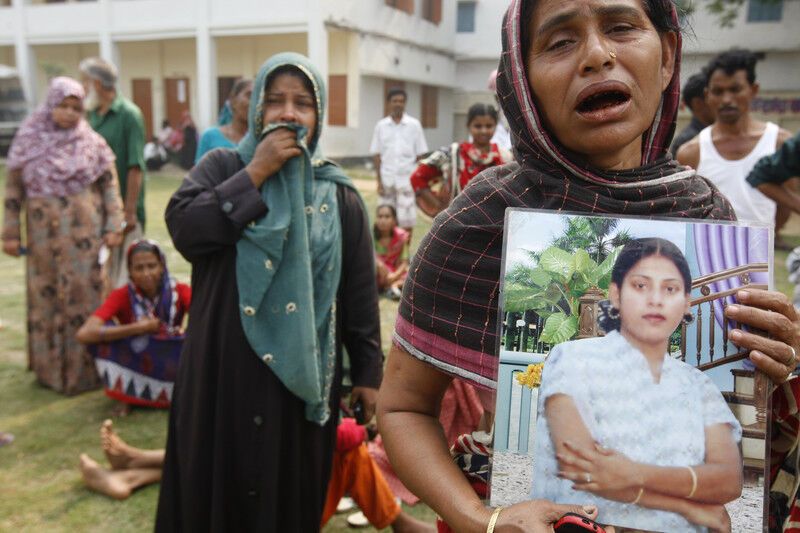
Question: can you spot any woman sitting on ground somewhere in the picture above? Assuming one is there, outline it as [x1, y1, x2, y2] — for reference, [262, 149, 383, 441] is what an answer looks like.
[374, 204, 410, 300]
[76, 240, 191, 412]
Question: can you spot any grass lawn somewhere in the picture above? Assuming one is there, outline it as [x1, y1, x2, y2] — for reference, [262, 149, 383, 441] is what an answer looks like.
[0, 162, 797, 531]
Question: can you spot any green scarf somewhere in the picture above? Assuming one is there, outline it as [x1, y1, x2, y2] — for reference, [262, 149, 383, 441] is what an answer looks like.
[236, 52, 358, 425]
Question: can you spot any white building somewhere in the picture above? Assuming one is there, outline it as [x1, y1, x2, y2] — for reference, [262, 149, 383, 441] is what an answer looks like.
[1, 0, 797, 158]
[452, 0, 506, 141]
[0, 0, 457, 158]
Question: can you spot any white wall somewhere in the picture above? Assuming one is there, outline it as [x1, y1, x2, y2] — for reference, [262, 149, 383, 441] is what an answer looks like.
[358, 32, 456, 87]
[683, 2, 800, 55]
[322, 0, 456, 53]
[216, 33, 307, 79]
[323, 76, 454, 159]
[11, 0, 308, 44]
[454, 0, 508, 59]
[32, 42, 99, 100]
[117, 40, 198, 135]
[455, 58, 498, 93]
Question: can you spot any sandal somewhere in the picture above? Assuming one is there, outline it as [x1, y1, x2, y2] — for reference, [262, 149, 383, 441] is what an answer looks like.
[346, 511, 369, 528]
[337, 496, 356, 514]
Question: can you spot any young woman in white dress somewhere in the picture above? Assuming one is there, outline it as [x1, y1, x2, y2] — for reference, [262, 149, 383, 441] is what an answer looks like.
[532, 237, 743, 532]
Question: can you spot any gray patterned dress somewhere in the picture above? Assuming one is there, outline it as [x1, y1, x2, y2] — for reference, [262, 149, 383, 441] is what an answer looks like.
[2, 168, 123, 394]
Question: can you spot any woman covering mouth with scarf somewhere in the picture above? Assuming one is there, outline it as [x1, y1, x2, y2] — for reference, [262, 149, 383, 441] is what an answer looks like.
[154, 53, 382, 532]
[377, 1, 800, 532]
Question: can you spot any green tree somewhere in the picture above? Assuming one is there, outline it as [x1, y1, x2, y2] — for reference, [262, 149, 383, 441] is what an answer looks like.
[503, 215, 634, 345]
[550, 216, 632, 264]
[504, 244, 622, 345]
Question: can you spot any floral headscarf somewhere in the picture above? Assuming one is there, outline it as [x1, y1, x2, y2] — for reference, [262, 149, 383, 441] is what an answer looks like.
[7, 76, 115, 198]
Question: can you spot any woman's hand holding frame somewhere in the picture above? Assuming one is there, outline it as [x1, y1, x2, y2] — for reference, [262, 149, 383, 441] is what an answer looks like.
[724, 289, 800, 384]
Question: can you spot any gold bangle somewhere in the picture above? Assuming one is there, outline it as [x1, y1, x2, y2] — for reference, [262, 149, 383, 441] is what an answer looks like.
[685, 465, 698, 499]
[487, 506, 503, 533]
[631, 487, 644, 505]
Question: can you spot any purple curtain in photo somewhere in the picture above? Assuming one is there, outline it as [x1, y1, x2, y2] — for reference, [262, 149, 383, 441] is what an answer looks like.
[693, 224, 770, 327]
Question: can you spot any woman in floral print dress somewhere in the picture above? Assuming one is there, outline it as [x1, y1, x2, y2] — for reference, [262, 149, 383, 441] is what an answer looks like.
[2, 77, 123, 395]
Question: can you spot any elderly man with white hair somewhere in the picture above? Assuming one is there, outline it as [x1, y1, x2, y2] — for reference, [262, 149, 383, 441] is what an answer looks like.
[79, 57, 148, 287]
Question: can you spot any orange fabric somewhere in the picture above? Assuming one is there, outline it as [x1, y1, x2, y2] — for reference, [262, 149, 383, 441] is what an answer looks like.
[321, 443, 401, 529]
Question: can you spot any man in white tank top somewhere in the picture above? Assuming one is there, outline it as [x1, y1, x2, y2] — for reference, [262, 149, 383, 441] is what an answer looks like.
[677, 49, 791, 229]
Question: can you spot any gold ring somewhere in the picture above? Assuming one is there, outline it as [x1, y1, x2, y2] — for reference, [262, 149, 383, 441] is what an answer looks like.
[789, 346, 797, 369]
[609, 51, 617, 59]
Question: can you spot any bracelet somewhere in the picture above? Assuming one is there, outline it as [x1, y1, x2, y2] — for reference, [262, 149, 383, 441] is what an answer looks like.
[685, 465, 698, 499]
[99, 326, 108, 343]
[630, 487, 644, 505]
[487, 506, 503, 533]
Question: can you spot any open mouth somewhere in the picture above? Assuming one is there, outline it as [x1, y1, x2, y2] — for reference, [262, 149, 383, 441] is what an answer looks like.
[577, 90, 631, 113]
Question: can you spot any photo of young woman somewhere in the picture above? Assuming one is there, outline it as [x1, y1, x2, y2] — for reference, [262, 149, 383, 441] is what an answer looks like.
[532, 238, 743, 532]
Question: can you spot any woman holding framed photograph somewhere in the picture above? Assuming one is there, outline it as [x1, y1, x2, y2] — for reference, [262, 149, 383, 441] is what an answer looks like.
[377, 1, 800, 532]
[533, 238, 742, 531]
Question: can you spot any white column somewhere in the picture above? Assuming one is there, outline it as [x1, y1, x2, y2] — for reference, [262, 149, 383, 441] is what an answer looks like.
[11, 0, 37, 109]
[195, 0, 216, 130]
[97, 0, 119, 68]
[306, 0, 328, 82]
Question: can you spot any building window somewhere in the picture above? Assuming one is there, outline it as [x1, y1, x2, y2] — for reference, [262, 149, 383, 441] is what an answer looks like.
[747, 0, 783, 22]
[421, 85, 438, 129]
[328, 75, 347, 126]
[422, 0, 442, 24]
[457, 1, 476, 33]
[385, 0, 414, 15]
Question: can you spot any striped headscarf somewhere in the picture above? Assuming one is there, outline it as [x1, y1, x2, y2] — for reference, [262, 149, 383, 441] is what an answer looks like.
[394, 0, 736, 390]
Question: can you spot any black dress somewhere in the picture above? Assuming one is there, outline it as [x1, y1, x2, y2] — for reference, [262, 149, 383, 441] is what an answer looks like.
[155, 150, 383, 532]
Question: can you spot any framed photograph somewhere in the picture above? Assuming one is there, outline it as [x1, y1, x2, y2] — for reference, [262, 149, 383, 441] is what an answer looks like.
[490, 209, 772, 532]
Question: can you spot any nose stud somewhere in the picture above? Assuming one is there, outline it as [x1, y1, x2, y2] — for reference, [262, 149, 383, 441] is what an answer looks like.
[609, 50, 617, 59]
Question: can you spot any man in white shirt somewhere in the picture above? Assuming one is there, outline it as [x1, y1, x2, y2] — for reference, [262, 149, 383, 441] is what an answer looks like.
[677, 49, 791, 235]
[370, 88, 429, 238]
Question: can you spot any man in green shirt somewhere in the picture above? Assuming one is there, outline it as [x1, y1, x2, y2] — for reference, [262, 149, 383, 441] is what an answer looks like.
[80, 57, 147, 287]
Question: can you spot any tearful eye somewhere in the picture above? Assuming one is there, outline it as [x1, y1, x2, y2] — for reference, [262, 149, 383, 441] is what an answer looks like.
[547, 39, 572, 51]
[609, 24, 633, 34]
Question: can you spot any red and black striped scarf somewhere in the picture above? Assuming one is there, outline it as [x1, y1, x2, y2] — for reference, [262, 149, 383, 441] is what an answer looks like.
[394, 0, 735, 389]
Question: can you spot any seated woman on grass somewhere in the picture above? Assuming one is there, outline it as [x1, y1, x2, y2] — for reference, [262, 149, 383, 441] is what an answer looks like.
[374, 205, 410, 300]
[76, 240, 191, 414]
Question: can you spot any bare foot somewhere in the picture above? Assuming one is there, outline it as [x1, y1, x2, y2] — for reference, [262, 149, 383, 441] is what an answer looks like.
[391, 511, 436, 533]
[101, 419, 165, 470]
[79, 453, 132, 500]
[102, 419, 148, 470]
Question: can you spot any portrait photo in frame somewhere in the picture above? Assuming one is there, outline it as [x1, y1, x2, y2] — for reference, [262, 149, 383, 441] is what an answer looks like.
[490, 209, 773, 532]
